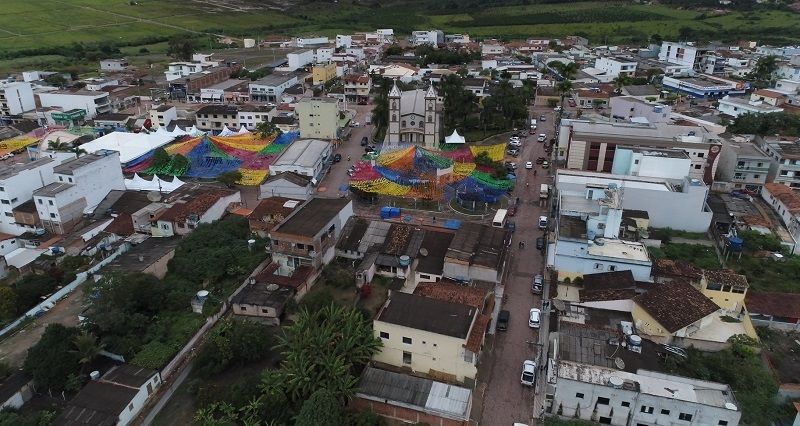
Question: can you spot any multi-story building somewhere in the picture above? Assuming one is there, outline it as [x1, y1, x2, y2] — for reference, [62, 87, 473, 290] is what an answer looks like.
[164, 53, 219, 81]
[410, 30, 443, 47]
[661, 74, 745, 99]
[286, 50, 314, 71]
[269, 139, 331, 182]
[296, 97, 339, 140]
[236, 105, 275, 131]
[0, 82, 35, 117]
[33, 151, 125, 234]
[386, 83, 442, 149]
[610, 147, 692, 180]
[37, 90, 112, 119]
[167, 65, 239, 100]
[249, 74, 299, 103]
[609, 96, 671, 124]
[195, 104, 240, 131]
[715, 136, 771, 191]
[761, 183, 800, 254]
[658, 41, 706, 69]
[149, 105, 177, 128]
[311, 63, 337, 85]
[0, 153, 75, 234]
[372, 291, 486, 384]
[717, 95, 783, 118]
[295, 37, 329, 48]
[758, 136, 800, 189]
[268, 197, 353, 273]
[99, 58, 129, 72]
[557, 121, 723, 183]
[335, 34, 352, 49]
[343, 74, 371, 103]
[594, 56, 638, 78]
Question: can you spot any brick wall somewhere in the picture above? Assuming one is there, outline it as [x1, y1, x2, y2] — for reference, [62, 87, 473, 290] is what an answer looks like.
[351, 397, 469, 426]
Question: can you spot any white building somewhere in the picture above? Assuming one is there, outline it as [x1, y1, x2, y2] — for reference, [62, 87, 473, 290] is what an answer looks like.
[286, 50, 315, 71]
[269, 139, 332, 183]
[37, 90, 112, 119]
[315, 47, 334, 63]
[249, 74, 299, 103]
[33, 150, 125, 234]
[611, 147, 692, 180]
[609, 96, 671, 124]
[410, 30, 444, 47]
[0, 153, 75, 235]
[658, 41, 702, 68]
[717, 95, 784, 118]
[594, 56, 638, 78]
[552, 361, 741, 426]
[164, 53, 219, 81]
[295, 36, 329, 47]
[556, 169, 713, 232]
[149, 105, 177, 128]
[0, 82, 35, 116]
[761, 183, 800, 254]
[336, 35, 352, 49]
[99, 59, 129, 72]
[296, 97, 340, 140]
[715, 136, 771, 191]
[259, 172, 314, 200]
[386, 83, 442, 149]
[376, 29, 394, 43]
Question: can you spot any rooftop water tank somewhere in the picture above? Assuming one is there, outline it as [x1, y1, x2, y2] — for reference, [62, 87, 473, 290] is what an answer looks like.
[399, 255, 411, 267]
[628, 335, 642, 346]
[609, 376, 624, 388]
[728, 236, 743, 251]
[196, 290, 209, 303]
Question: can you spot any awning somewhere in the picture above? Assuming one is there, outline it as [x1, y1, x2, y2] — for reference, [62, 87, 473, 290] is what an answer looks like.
[445, 129, 465, 144]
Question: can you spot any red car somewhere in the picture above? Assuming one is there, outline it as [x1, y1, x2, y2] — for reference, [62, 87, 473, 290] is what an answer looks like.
[508, 205, 517, 217]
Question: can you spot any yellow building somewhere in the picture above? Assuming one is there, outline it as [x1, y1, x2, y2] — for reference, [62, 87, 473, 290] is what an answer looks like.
[372, 291, 486, 385]
[312, 62, 337, 86]
[700, 269, 748, 313]
[631, 281, 719, 340]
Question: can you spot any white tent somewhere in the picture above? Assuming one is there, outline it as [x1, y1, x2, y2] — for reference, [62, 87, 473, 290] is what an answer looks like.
[188, 126, 204, 137]
[219, 125, 235, 136]
[237, 127, 250, 135]
[170, 126, 189, 137]
[124, 174, 185, 193]
[445, 129, 465, 144]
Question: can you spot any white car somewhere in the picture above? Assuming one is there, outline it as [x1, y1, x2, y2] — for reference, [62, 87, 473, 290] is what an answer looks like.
[520, 360, 537, 386]
[508, 140, 522, 147]
[537, 134, 546, 142]
[538, 216, 548, 230]
[529, 308, 541, 328]
[525, 161, 533, 169]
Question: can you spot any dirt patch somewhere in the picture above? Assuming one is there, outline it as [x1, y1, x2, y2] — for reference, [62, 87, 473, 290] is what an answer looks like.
[759, 328, 800, 384]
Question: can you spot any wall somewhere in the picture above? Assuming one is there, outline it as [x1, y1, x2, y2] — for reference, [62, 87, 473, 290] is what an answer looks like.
[1, 83, 35, 115]
[372, 321, 477, 383]
[631, 302, 670, 337]
[297, 99, 339, 139]
[200, 192, 242, 225]
[259, 179, 312, 200]
[552, 239, 653, 281]
[351, 397, 469, 426]
[0, 156, 74, 234]
[609, 97, 671, 124]
[117, 374, 161, 426]
[38, 92, 110, 118]
[232, 302, 279, 324]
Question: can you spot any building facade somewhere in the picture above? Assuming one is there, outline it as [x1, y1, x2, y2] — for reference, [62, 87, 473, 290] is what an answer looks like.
[0, 82, 35, 117]
[386, 83, 442, 149]
[296, 97, 339, 140]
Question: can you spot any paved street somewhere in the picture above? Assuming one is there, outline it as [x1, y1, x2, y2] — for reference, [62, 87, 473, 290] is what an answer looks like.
[478, 105, 561, 426]
[317, 104, 376, 198]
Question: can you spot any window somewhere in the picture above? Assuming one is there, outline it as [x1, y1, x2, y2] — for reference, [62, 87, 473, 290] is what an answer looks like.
[3, 212, 11, 217]
[634, 159, 639, 164]
[621, 401, 630, 407]
[0, 187, 3, 191]
[575, 393, 585, 399]
[640, 406, 654, 414]
[599, 417, 612, 424]
[597, 397, 610, 405]
[49, 213, 56, 218]
[59, 176, 63, 181]
[379, 331, 389, 339]
[679, 413, 693, 421]
[694, 164, 702, 170]
[48, 200, 53, 205]
[697, 152, 704, 158]
[402, 351, 412, 364]
[68, 178, 72, 183]
[754, 174, 760, 179]
[0, 200, 7, 205]
[420, 274, 431, 279]
[608, 265, 617, 271]
[402, 337, 412, 344]
[594, 263, 603, 270]
[129, 403, 134, 411]
[719, 421, 728, 426]
[661, 409, 671, 415]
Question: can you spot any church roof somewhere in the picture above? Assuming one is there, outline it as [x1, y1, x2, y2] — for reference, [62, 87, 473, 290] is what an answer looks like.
[400, 89, 427, 117]
[389, 80, 401, 98]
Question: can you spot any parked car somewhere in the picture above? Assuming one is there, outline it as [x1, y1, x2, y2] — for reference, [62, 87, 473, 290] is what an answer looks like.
[333, 153, 342, 163]
[537, 134, 546, 142]
[535, 237, 545, 250]
[350, 121, 360, 127]
[535, 156, 545, 164]
[508, 140, 522, 147]
[554, 106, 562, 112]
[539, 114, 546, 121]
[538, 216, 548, 230]
[360, 136, 369, 146]
[532, 274, 543, 293]
[507, 149, 519, 156]
[528, 308, 541, 328]
[506, 221, 516, 233]
[521, 360, 537, 386]
[505, 161, 518, 169]
[498, 310, 510, 331]
[525, 161, 533, 169]
[541, 160, 550, 169]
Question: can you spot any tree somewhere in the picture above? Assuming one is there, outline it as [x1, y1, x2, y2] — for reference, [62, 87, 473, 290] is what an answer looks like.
[557, 80, 573, 106]
[612, 74, 633, 93]
[254, 120, 282, 139]
[47, 138, 71, 152]
[592, 99, 606, 109]
[440, 74, 477, 133]
[383, 43, 402, 57]
[296, 389, 345, 426]
[746, 56, 778, 89]
[0, 287, 17, 320]
[24, 324, 82, 392]
[195, 319, 271, 378]
[151, 147, 170, 169]
[13, 275, 57, 314]
[71, 332, 104, 372]
[217, 170, 242, 187]
[548, 61, 578, 80]
[167, 36, 194, 61]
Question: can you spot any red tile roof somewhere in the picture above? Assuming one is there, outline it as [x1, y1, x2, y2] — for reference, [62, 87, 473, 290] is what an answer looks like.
[653, 259, 703, 281]
[763, 183, 800, 214]
[465, 314, 490, 353]
[414, 281, 490, 310]
[105, 214, 134, 236]
[159, 190, 236, 223]
[633, 281, 718, 333]
[254, 262, 314, 290]
[746, 291, 800, 319]
[753, 89, 784, 98]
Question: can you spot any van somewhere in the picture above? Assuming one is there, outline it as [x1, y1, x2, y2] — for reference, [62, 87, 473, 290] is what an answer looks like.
[539, 184, 549, 199]
[538, 216, 548, 230]
[497, 310, 510, 331]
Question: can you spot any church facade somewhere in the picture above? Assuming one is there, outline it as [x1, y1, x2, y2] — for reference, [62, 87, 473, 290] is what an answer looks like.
[385, 81, 442, 149]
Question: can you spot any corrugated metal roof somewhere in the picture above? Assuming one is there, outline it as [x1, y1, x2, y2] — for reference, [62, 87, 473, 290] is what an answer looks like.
[425, 382, 471, 419]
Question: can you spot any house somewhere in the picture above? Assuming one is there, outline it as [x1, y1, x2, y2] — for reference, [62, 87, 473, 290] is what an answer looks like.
[610, 147, 692, 181]
[195, 104, 240, 132]
[443, 222, 509, 284]
[0, 153, 76, 234]
[594, 56, 638, 78]
[761, 183, 800, 253]
[312, 63, 337, 85]
[609, 96, 672, 124]
[343, 74, 371, 103]
[574, 88, 611, 109]
[167, 65, 239, 99]
[631, 281, 720, 344]
[717, 95, 783, 118]
[231, 280, 294, 325]
[652, 259, 703, 287]
[751, 88, 785, 106]
[557, 121, 723, 183]
[33, 151, 126, 234]
[93, 113, 134, 130]
[259, 172, 314, 200]
[196, 79, 250, 104]
[296, 97, 340, 140]
[164, 54, 219, 81]
[0, 372, 34, 410]
[463, 78, 489, 97]
[150, 187, 241, 237]
[746, 291, 800, 330]
[352, 366, 472, 426]
[715, 136, 771, 192]
[99, 59, 129, 72]
[268, 197, 353, 272]
[620, 85, 660, 101]
[0, 82, 35, 116]
[149, 105, 177, 128]
[249, 74, 299, 103]
[103, 237, 181, 279]
[55, 364, 161, 426]
[386, 82, 442, 149]
[247, 197, 301, 237]
[268, 139, 331, 182]
[410, 30, 443, 47]
[37, 89, 112, 119]
[700, 269, 749, 313]
[661, 75, 745, 99]
[758, 136, 800, 189]
[372, 291, 486, 385]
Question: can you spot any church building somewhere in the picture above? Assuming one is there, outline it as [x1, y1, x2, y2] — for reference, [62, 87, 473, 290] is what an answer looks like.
[385, 81, 442, 149]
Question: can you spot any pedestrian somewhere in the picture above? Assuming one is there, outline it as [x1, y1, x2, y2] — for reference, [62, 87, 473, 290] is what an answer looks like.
[347, 155, 351, 161]
[519, 241, 524, 249]
[534, 169, 537, 176]
[526, 181, 530, 188]
[432, 215, 436, 222]
[515, 197, 519, 204]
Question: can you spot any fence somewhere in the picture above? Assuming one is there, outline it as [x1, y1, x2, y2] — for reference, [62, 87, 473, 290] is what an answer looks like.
[0, 244, 131, 338]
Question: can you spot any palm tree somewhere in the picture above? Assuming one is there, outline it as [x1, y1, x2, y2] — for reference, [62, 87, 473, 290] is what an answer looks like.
[47, 137, 70, 152]
[71, 332, 104, 372]
[557, 80, 573, 107]
[71, 146, 87, 157]
[560, 62, 579, 80]
[612, 74, 633, 94]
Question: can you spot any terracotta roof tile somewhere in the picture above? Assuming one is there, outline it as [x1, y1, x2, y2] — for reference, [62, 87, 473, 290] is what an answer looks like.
[465, 314, 490, 353]
[414, 281, 489, 309]
[703, 269, 748, 288]
[746, 291, 800, 319]
[653, 259, 703, 281]
[633, 281, 718, 333]
[159, 190, 235, 223]
[764, 183, 800, 215]
[254, 262, 314, 290]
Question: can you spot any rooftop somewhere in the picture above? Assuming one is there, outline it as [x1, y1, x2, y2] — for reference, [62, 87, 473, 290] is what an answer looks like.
[587, 239, 650, 262]
[56, 381, 138, 425]
[272, 139, 330, 169]
[653, 259, 703, 281]
[0, 157, 54, 181]
[580, 270, 639, 302]
[53, 152, 116, 175]
[231, 281, 294, 309]
[414, 280, 489, 309]
[251, 73, 297, 86]
[633, 281, 718, 333]
[445, 222, 508, 270]
[271, 197, 350, 238]
[703, 269, 748, 289]
[105, 237, 181, 273]
[569, 121, 715, 145]
[157, 189, 237, 223]
[33, 182, 75, 197]
[262, 171, 312, 187]
[377, 291, 475, 339]
[720, 96, 783, 113]
[557, 169, 676, 193]
[622, 85, 660, 96]
[745, 291, 800, 319]
[763, 183, 800, 214]
[356, 366, 471, 421]
[336, 217, 371, 252]
[102, 364, 157, 388]
[416, 229, 454, 275]
[559, 322, 663, 374]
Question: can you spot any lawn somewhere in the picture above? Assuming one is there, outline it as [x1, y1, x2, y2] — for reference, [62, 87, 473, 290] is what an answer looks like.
[729, 255, 800, 293]
[758, 327, 800, 384]
[648, 243, 721, 269]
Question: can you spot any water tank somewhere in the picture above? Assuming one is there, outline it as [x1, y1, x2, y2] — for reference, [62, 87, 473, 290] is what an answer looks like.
[398, 255, 411, 267]
[247, 239, 256, 248]
[90, 371, 101, 380]
[196, 290, 209, 303]
[609, 376, 624, 389]
[725, 402, 738, 411]
[587, 230, 596, 240]
[727, 236, 743, 251]
[628, 335, 642, 346]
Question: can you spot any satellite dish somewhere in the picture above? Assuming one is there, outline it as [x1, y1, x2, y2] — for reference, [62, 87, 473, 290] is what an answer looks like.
[419, 248, 428, 257]
[266, 284, 280, 291]
[614, 357, 625, 370]
[147, 191, 162, 202]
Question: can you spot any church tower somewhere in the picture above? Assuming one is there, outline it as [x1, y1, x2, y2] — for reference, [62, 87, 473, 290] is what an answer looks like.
[423, 84, 440, 149]
[386, 79, 401, 148]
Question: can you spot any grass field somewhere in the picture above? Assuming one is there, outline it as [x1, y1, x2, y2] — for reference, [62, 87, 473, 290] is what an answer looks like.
[0, 0, 798, 70]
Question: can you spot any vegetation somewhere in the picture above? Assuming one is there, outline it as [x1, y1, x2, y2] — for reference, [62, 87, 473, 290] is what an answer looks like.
[648, 243, 720, 269]
[440, 74, 479, 134]
[746, 55, 778, 89]
[0, 410, 57, 426]
[727, 112, 800, 136]
[663, 335, 791, 425]
[295, 389, 345, 426]
[23, 324, 83, 393]
[216, 170, 243, 187]
[414, 45, 479, 67]
[194, 319, 272, 379]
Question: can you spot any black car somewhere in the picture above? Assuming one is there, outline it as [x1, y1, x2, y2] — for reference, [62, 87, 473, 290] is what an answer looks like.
[365, 146, 375, 153]
[497, 310, 510, 331]
[360, 136, 369, 146]
[535, 156, 545, 164]
[333, 153, 342, 162]
[536, 237, 545, 250]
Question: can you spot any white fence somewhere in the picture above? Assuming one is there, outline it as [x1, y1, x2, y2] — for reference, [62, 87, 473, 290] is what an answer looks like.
[0, 244, 131, 338]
